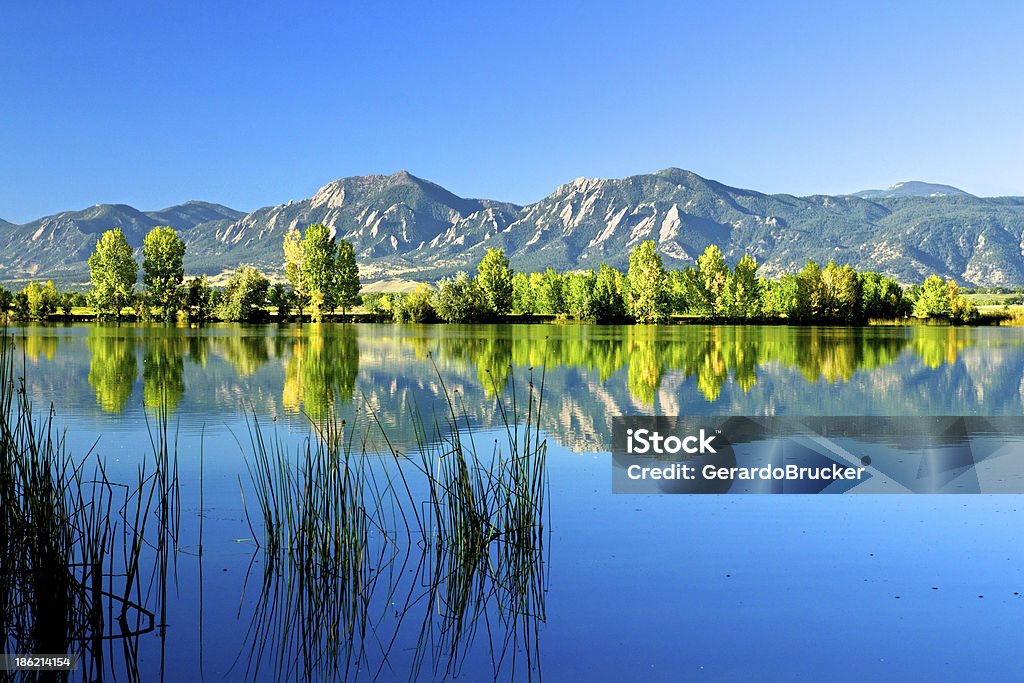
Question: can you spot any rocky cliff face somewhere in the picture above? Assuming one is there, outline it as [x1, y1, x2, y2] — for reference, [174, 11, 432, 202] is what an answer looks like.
[3, 169, 1024, 287]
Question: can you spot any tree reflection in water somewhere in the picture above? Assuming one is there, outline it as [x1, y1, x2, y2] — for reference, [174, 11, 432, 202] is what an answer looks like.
[78, 323, 988, 419]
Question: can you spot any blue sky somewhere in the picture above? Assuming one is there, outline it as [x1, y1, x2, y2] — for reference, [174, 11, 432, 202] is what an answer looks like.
[2, 1, 1023, 222]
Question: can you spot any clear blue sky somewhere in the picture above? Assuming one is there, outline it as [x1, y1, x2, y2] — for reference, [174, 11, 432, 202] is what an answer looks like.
[3, 1, 1023, 222]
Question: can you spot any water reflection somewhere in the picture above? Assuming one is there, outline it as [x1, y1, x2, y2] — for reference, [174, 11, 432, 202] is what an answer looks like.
[143, 332, 187, 410]
[281, 323, 359, 420]
[26, 322, 1021, 448]
[87, 328, 136, 413]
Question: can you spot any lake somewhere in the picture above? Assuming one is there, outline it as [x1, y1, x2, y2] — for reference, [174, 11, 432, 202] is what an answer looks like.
[5, 322, 1024, 681]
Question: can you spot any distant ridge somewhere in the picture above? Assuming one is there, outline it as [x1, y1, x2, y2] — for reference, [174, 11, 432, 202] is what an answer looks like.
[2, 169, 1024, 287]
[851, 181, 974, 199]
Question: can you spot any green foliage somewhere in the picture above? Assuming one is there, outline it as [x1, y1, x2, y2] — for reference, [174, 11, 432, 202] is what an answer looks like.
[696, 244, 729, 317]
[726, 254, 761, 318]
[434, 273, 488, 323]
[532, 269, 563, 315]
[563, 271, 598, 321]
[476, 248, 514, 315]
[860, 272, 906, 318]
[12, 292, 29, 321]
[335, 240, 362, 315]
[792, 260, 824, 321]
[593, 264, 628, 322]
[17, 281, 60, 321]
[217, 266, 270, 322]
[950, 293, 980, 324]
[820, 260, 862, 322]
[511, 272, 535, 314]
[393, 285, 436, 322]
[133, 292, 152, 322]
[88, 228, 138, 320]
[361, 293, 389, 321]
[665, 267, 699, 315]
[283, 224, 362, 320]
[761, 275, 799, 318]
[913, 275, 951, 319]
[142, 226, 186, 321]
[183, 276, 215, 323]
[914, 275, 978, 323]
[627, 241, 668, 323]
[268, 283, 292, 320]
[300, 223, 337, 322]
[283, 227, 304, 298]
[0, 287, 12, 319]
[59, 292, 75, 317]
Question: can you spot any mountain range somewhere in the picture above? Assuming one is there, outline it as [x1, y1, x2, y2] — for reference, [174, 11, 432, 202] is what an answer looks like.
[3, 169, 1024, 288]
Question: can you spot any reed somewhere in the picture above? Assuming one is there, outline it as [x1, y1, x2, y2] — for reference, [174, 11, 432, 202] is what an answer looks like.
[239, 408, 399, 680]
[401, 364, 549, 680]
[237, 360, 550, 680]
[0, 327, 180, 681]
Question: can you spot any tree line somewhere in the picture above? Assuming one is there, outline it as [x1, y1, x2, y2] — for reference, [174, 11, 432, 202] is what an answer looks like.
[0, 229, 982, 325]
[364, 241, 979, 324]
[0, 223, 362, 323]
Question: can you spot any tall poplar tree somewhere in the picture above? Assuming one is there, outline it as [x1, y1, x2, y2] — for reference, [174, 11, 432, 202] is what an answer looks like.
[142, 226, 186, 320]
[88, 228, 138, 320]
[627, 240, 667, 323]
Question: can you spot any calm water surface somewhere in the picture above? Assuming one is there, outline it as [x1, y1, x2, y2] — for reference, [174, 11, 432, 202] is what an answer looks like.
[9, 322, 1024, 681]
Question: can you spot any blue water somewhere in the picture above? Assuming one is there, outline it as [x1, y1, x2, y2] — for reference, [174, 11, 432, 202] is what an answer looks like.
[7, 322, 1024, 680]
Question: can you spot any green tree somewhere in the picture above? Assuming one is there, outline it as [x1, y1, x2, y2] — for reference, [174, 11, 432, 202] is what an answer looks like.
[476, 248, 514, 316]
[761, 275, 799, 318]
[88, 228, 138, 320]
[792, 260, 824, 321]
[23, 281, 59, 320]
[821, 260, 862, 322]
[564, 270, 598, 321]
[434, 273, 487, 322]
[533, 269, 563, 314]
[285, 224, 361, 321]
[593, 264, 628, 322]
[511, 272, 535, 314]
[726, 254, 761, 318]
[183, 276, 215, 323]
[59, 292, 75, 317]
[913, 275, 951, 319]
[913, 276, 978, 323]
[860, 272, 905, 319]
[142, 226, 186, 321]
[335, 240, 362, 316]
[11, 292, 29, 321]
[300, 223, 338, 322]
[268, 283, 292, 320]
[696, 245, 729, 317]
[283, 227, 306, 309]
[394, 285, 436, 322]
[627, 240, 668, 323]
[0, 286, 13, 320]
[217, 266, 270, 322]
[950, 291, 980, 323]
